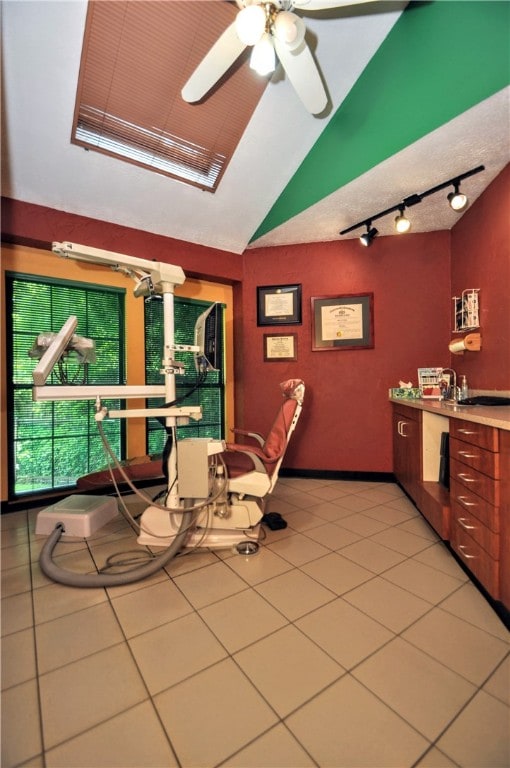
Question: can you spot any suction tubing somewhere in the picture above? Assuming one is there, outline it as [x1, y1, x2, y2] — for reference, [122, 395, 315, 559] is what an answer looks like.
[39, 512, 195, 588]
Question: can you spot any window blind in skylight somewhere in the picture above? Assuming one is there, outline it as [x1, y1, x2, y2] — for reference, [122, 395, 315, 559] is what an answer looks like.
[72, 1, 267, 191]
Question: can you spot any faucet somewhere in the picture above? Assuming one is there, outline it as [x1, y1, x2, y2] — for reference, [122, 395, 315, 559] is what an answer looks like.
[441, 368, 458, 401]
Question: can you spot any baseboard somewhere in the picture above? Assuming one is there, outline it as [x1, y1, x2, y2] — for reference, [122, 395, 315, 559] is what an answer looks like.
[279, 468, 395, 483]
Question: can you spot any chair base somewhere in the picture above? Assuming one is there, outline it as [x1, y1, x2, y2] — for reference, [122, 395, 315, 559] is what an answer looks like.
[137, 498, 263, 550]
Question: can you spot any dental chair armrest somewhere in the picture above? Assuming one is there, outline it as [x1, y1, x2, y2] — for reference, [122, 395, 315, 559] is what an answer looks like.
[230, 428, 265, 447]
[225, 443, 282, 467]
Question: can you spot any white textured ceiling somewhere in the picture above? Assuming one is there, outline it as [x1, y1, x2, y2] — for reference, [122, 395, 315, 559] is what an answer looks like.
[1, 1, 509, 255]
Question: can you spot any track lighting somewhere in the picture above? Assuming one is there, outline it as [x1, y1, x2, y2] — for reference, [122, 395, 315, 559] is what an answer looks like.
[394, 206, 411, 234]
[339, 165, 484, 245]
[448, 182, 468, 211]
[359, 224, 378, 247]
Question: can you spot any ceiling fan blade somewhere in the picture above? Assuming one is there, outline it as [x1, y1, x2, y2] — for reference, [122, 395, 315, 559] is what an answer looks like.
[273, 37, 328, 114]
[293, 0, 377, 10]
[181, 22, 247, 103]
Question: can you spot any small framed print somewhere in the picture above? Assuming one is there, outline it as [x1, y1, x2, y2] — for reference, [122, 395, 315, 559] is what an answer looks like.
[311, 293, 374, 351]
[257, 284, 302, 326]
[263, 333, 297, 362]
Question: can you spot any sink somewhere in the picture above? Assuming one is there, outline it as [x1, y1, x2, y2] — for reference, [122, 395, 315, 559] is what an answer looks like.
[457, 395, 510, 406]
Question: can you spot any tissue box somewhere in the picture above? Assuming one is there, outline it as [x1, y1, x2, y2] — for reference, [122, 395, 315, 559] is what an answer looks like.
[389, 388, 421, 399]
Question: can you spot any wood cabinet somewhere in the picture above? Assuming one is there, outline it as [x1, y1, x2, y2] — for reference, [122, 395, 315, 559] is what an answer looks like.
[392, 403, 450, 538]
[450, 419, 503, 600]
[392, 402, 509, 612]
[392, 404, 422, 505]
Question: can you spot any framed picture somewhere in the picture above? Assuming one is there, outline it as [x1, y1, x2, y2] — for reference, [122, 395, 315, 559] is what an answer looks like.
[263, 333, 297, 362]
[257, 284, 302, 326]
[311, 293, 374, 351]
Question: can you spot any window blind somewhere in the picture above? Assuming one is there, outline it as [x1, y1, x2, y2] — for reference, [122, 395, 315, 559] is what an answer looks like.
[6, 274, 125, 496]
[73, 1, 267, 190]
[145, 297, 224, 455]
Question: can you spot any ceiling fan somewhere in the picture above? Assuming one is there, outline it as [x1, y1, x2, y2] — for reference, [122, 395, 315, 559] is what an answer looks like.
[182, 0, 377, 115]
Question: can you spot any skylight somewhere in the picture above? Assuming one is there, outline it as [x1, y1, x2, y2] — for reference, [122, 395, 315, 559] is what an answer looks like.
[72, 1, 267, 191]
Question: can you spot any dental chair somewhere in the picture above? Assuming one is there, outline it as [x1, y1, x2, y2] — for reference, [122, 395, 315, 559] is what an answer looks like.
[181, 378, 306, 549]
[223, 378, 305, 498]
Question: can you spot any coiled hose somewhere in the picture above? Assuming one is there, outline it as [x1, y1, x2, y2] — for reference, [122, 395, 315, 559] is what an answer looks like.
[39, 510, 196, 588]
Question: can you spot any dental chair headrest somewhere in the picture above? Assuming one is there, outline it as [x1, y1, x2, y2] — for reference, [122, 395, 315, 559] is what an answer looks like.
[280, 379, 305, 405]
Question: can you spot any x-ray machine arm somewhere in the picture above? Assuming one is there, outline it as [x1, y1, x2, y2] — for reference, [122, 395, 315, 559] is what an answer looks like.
[34, 241, 197, 508]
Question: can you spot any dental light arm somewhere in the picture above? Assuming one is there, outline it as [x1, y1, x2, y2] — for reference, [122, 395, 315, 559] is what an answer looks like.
[52, 241, 185, 297]
[31, 315, 78, 386]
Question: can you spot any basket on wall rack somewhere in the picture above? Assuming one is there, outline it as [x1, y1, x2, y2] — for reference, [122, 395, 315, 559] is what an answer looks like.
[450, 289, 482, 354]
[452, 289, 480, 332]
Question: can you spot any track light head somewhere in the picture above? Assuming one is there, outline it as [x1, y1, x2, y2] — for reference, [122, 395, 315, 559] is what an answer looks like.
[394, 206, 411, 234]
[448, 182, 468, 211]
[359, 224, 378, 247]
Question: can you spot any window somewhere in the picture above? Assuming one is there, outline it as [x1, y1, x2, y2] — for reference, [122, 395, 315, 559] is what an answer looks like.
[73, 1, 266, 191]
[6, 274, 125, 497]
[145, 297, 225, 456]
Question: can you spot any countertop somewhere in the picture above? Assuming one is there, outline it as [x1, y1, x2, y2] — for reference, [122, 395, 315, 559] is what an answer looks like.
[390, 396, 510, 431]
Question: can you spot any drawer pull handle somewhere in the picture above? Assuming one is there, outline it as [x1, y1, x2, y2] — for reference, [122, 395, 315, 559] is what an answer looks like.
[458, 517, 476, 531]
[458, 544, 476, 560]
[458, 429, 478, 435]
[457, 473, 476, 483]
[456, 495, 476, 508]
[457, 451, 478, 459]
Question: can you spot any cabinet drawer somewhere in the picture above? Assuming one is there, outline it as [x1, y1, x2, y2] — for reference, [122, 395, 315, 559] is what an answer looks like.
[450, 437, 500, 479]
[451, 522, 499, 598]
[450, 478, 499, 532]
[450, 419, 499, 451]
[450, 500, 499, 558]
[450, 457, 500, 506]
[451, 523, 499, 600]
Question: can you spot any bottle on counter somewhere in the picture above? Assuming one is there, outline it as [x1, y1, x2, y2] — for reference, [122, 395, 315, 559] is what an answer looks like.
[460, 375, 469, 400]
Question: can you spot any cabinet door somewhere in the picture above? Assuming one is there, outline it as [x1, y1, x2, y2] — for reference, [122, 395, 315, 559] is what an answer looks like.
[393, 406, 421, 501]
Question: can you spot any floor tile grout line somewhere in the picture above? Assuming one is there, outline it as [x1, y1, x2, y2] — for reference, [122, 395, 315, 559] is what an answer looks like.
[27, 510, 185, 765]
[4, 481, 509, 768]
[26, 509, 49, 768]
[38, 699, 178, 767]
[398, 613, 510, 690]
[410, 743, 462, 768]
[414, 676, 507, 766]
[104, 580, 185, 768]
[214, 719, 321, 768]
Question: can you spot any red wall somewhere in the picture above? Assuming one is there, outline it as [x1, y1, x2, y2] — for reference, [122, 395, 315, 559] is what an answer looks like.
[241, 233, 451, 474]
[0, 198, 243, 283]
[450, 165, 510, 390]
[3, 164, 508, 476]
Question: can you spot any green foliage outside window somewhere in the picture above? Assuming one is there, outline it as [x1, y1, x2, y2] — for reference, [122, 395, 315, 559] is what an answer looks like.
[6, 274, 125, 496]
[6, 276, 224, 498]
[144, 297, 225, 456]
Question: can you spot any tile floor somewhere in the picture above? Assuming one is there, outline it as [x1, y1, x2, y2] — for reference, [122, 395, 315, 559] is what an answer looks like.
[1, 477, 509, 768]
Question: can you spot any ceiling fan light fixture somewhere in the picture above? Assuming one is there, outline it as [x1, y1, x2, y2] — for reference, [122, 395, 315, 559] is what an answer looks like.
[448, 182, 468, 211]
[235, 5, 266, 46]
[394, 206, 411, 234]
[250, 33, 276, 75]
[273, 11, 306, 49]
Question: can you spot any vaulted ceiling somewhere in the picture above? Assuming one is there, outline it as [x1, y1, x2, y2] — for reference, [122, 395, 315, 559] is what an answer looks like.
[2, 1, 509, 255]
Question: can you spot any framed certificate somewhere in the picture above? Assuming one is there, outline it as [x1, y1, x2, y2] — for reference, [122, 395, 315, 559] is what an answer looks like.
[257, 284, 302, 326]
[263, 333, 297, 361]
[311, 293, 374, 350]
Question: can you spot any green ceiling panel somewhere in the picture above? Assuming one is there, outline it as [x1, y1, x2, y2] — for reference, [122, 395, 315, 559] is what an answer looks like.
[250, 1, 510, 242]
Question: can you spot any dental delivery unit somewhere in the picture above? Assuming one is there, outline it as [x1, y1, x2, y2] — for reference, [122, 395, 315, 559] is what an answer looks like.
[31, 242, 305, 588]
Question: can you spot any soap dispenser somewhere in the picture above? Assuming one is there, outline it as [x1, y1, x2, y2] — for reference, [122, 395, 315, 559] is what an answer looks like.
[460, 375, 469, 400]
